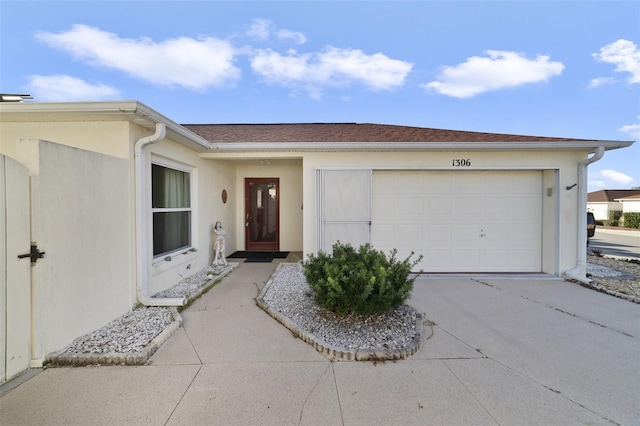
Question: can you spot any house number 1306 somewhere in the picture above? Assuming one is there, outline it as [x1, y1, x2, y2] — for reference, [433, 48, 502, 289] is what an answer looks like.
[452, 159, 471, 167]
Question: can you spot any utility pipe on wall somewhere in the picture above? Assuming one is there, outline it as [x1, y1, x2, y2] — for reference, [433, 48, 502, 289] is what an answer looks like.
[135, 123, 186, 306]
[565, 146, 605, 284]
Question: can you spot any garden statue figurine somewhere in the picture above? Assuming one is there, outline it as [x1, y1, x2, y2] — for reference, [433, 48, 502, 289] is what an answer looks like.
[213, 221, 227, 268]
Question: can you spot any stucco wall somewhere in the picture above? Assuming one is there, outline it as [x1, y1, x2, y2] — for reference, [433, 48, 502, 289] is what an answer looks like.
[621, 200, 640, 213]
[301, 150, 586, 276]
[1, 121, 131, 159]
[15, 140, 132, 359]
[587, 202, 621, 220]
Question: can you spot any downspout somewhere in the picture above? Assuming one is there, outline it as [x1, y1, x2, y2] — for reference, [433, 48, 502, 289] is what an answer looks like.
[135, 123, 186, 306]
[565, 146, 605, 284]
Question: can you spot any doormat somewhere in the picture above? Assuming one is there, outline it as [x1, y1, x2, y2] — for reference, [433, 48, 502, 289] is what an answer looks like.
[244, 256, 274, 263]
[228, 251, 289, 260]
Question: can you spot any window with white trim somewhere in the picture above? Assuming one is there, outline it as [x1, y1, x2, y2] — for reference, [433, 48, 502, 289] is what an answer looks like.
[152, 163, 192, 258]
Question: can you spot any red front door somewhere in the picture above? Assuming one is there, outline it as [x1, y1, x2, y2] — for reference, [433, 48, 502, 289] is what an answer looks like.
[245, 178, 279, 251]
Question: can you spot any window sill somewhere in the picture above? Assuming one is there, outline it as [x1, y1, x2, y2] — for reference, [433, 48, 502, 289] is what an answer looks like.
[152, 249, 199, 275]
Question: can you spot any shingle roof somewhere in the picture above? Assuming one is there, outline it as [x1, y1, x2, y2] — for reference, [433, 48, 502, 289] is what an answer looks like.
[588, 190, 640, 202]
[182, 123, 599, 143]
[616, 194, 640, 201]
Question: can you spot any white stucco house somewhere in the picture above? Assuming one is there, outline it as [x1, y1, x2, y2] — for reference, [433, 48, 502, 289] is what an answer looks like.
[0, 100, 634, 383]
[616, 194, 640, 213]
[587, 189, 640, 220]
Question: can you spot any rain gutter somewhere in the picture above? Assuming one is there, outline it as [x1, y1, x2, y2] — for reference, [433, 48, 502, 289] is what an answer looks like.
[134, 123, 186, 306]
[564, 146, 605, 284]
[205, 140, 632, 152]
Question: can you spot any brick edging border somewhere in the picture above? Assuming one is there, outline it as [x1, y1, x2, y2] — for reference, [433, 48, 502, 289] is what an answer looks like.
[575, 280, 640, 304]
[255, 263, 424, 361]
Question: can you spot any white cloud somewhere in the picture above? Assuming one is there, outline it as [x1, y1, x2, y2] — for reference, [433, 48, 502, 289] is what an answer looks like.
[619, 116, 640, 139]
[35, 24, 240, 91]
[589, 169, 635, 190]
[246, 19, 305, 45]
[422, 50, 564, 98]
[593, 39, 640, 84]
[276, 29, 306, 45]
[588, 77, 616, 88]
[251, 46, 412, 97]
[27, 74, 120, 101]
[246, 19, 272, 40]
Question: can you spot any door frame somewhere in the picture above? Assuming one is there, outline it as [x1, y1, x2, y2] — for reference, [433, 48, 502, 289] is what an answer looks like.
[244, 178, 280, 251]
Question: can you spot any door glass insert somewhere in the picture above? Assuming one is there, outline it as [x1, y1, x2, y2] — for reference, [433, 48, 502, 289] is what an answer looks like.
[246, 179, 279, 250]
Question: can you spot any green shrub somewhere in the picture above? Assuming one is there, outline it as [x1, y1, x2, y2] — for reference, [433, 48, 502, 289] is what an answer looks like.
[610, 220, 619, 227]
[624, 212, 640, 229]
[303, 242, 422, 315]
[608, 210, 623, 222]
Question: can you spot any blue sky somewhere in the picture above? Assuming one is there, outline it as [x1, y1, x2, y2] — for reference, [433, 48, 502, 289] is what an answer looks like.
[1, 1, 639, 191]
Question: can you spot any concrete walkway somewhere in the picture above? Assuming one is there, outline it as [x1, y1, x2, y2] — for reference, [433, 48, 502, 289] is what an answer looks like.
[1, 260, 639, 425]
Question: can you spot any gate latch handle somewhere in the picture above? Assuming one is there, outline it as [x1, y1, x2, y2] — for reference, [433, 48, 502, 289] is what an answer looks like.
[17, 244, 45, 263]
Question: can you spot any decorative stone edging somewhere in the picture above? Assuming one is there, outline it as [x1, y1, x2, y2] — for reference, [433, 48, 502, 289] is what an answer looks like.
[44, 308, 183, 367]
[256, 263, 424, 361]
[45, 263, 239, 367]
[575, 280, 640, 304]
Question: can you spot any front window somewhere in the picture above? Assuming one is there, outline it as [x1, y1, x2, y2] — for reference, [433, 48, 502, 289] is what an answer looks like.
[152, 163, 191, 258]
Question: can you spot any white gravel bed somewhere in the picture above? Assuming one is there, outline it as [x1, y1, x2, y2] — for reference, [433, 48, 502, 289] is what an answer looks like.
[153, 265, 227, 298]
[62, 307, 173, 354]
[61, 265, 231, 355]
[261, 264, 421, 352]
[586, 263, 624, 278]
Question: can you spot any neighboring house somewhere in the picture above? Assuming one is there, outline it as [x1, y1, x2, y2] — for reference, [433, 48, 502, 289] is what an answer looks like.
[616, 194, 640, 213]
[587, 190, 640, 220]
[0, 100, 634, 383]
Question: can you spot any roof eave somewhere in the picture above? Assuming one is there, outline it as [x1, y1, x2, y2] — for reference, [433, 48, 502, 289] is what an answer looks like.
[0, 101, 211, 152]
[207, 140, 634, 153]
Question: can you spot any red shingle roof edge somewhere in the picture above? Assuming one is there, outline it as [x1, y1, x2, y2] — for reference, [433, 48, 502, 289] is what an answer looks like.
[182, 123, 603, 143]
[588, 190, 640, 202]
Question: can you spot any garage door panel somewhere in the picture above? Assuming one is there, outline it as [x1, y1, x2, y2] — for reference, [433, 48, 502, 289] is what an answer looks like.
[482, 250, 510, 268]
[482, 173, 510, 192]
[424, 250, 452, 270]
[425, 197, 452, 217]
[511, 224, 539, 241]
[511, 197, 541, 216]
[483, 223, 510, 241]
[454, 197, 482, 218]
[508, 172, 541, 192]
[510, 250, 539, 269]
[484, 198, 510, 218]
[395, 172, 424, 192]
[425, 224, 452, 241]
[423, 173, 452, 193]
[372, 170, 542, 273]
[373, 196, 394, 221]
[452, 173, 482, 192]
[398, 224, 423, 241]
[372, 224, 395, 242]
[396, 197, 423, 220]
[454, 250, 480, 268]
[453, 224, 480, 241]
[373, 172, 395, 192]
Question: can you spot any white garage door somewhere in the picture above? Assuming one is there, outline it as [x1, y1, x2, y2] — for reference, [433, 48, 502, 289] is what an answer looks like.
[372, 171, 542, 273]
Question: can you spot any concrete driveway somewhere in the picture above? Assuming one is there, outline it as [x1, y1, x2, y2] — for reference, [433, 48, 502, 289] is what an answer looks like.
[1, 262, 638, 425]
[589, 228, 640, 259]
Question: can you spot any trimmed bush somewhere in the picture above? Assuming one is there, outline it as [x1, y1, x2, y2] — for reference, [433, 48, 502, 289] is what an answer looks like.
[606, 210, 623, 227]
[303, 242, 422, 315]
[608, 210, 623, 222]
[624, 212, 640, 229]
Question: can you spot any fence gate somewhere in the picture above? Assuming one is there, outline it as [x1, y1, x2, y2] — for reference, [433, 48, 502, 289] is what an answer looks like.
[1, 154, 32, 383]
